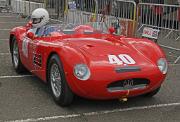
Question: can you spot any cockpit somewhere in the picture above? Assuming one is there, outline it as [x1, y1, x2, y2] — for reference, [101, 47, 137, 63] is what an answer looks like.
[33, 22, 109, 37]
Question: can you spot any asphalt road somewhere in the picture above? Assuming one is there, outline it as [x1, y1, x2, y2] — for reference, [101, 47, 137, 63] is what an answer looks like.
[0, 13, 180, 122]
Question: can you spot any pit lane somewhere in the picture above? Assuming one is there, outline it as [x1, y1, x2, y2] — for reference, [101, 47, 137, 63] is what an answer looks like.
[0, 13, 180, 122]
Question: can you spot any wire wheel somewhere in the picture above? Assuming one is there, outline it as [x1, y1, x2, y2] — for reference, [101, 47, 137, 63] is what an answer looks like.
[12, 40, 19, 68]
[50, 63, 62, 98]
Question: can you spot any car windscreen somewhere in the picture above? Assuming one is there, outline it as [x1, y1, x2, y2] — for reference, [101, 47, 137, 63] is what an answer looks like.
[46, 22, 109, 36]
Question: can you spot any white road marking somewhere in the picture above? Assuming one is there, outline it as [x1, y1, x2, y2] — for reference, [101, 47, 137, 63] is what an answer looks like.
[0, 75, 33, 79]
[0, 53, 10, 55]
[166, 54, 178, 58]
[0, 29, 11, 31]
[169, 63, 180, 66]
[174, 56, 180, 64]
[4, 102, 180, 122]
[0, 39, 9, 41]
[0, 16, 18, 18]
[160, 44, 180, 51]
[0, 22, 26, 24]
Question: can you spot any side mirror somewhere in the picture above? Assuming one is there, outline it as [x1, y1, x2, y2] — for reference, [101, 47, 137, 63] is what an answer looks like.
[27, 32, 35, 39]
[108, 27, 115, 34]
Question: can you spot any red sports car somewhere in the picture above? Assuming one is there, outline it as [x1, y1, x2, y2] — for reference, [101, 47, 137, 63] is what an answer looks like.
[9, 22, 168, 106]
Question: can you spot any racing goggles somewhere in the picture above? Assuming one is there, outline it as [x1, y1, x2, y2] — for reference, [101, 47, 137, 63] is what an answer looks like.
[31, 17, 43, 24]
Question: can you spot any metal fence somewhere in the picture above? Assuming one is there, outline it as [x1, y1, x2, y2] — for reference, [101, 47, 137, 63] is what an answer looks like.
[45, 0, 66, 19]
[136, 3, 180, 63]
[140, 0, 164, 4]
[9, 0, 65, 19]
[8, 0, 137, 36]
[0, 0, 7, 7]
[64, 0, 137, 36]
[0, 0, 11, 12]
[64, 0, 98, 25]
[137, 3, 180, 40]
[10, 0, 45, 17]
[140, 0, 180, 5]
[6, 0, 180, 38]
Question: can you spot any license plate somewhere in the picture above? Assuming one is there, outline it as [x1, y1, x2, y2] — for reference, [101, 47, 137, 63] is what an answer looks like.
[123, 79, 134, 88]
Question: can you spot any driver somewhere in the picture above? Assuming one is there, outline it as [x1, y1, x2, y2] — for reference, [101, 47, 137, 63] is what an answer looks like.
[28, 8, 52, 37]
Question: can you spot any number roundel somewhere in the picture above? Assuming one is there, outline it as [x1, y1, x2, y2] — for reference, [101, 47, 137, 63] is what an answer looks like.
[108, 54, 136, 65]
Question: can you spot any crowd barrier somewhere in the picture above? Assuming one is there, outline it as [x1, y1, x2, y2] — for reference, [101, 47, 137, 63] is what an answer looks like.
[0, 0, 7, 7]
[65, 0, 136, 37]
[11, 0, 45, 17]
[0, 0, 11, 13]
[8, 0, 180, 39]
[137, 3, 180, 63]
[45, 0, 65, 19]
[137, 3, 180, 40]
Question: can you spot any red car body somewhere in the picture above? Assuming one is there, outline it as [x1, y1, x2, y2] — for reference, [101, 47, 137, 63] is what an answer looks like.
[9, 24, 167, 100]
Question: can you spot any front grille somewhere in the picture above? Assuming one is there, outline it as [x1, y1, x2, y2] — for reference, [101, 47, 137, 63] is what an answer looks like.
[107, 78, 150, 92]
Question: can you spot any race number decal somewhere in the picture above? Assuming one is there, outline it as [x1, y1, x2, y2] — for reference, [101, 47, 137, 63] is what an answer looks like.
[22, 37, 30, 58]
[108, 54, 136, 65]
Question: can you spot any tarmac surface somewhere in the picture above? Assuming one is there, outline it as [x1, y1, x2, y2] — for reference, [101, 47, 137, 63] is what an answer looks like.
[0, 13, 180, 122]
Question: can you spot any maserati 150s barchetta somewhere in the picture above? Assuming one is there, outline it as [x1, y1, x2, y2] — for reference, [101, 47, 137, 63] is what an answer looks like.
[9, 21, 168, 106]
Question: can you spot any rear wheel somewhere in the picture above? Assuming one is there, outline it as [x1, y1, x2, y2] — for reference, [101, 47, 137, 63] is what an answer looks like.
[143, 87, 161, 97]
[48, 54, 74, 106]
[11, 37, 25, 73]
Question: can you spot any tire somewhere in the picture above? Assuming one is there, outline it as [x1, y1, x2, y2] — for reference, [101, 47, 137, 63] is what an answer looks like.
[143, 87, 161, 97]
[11, 37, 26, 73]
[48, 54, 74, 106]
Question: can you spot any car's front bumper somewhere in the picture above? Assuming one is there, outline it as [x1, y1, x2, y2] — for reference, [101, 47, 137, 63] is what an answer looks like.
[65, 65, 166, 99]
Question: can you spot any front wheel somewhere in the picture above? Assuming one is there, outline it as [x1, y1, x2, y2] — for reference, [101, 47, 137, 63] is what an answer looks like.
[48, 54, 74, 106]
[11, 37, 26, 73]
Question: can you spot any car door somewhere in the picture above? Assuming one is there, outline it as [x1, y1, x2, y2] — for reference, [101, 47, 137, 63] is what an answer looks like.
[28, 36, 52, 79]
[28, 37, 44, 75]
[26, 26, 45, 74]
[28, 26, 56, 77]
[20, 35, 32, 70]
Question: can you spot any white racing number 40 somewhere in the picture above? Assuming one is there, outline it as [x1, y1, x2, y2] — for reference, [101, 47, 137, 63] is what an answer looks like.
[108, 54, 136, 65]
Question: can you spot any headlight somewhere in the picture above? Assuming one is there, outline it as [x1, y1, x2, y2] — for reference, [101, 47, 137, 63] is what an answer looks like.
[157, 58, 168, 74]
[74, 64, 91, 80]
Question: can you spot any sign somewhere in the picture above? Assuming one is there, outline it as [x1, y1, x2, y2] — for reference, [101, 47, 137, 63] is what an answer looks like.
[68, 1, 76, 10]
[142, 27, 160, 39]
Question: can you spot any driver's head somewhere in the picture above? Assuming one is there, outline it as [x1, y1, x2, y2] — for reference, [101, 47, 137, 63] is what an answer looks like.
[31, 8, 49, 28]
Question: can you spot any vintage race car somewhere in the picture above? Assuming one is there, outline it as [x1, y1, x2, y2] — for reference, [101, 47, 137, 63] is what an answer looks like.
[9, 22, 168, 106]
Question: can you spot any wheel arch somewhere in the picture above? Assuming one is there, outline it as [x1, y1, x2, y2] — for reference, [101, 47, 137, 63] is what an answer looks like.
[45, 48, 89, 96]
[9, 34, 15, 53]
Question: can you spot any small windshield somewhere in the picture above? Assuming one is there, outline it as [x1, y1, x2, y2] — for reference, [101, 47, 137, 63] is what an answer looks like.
[35, 21, 109, 37]
[86, 22, 109, 33]
[60, 22, 109, 34]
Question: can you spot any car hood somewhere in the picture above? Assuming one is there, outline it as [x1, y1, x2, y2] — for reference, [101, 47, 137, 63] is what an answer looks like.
[67, 38, 132, 56]
[66, 37, 156, 67]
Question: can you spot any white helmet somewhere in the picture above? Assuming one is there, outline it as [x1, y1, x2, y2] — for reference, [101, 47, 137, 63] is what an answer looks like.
[31, 8, 49, 28]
